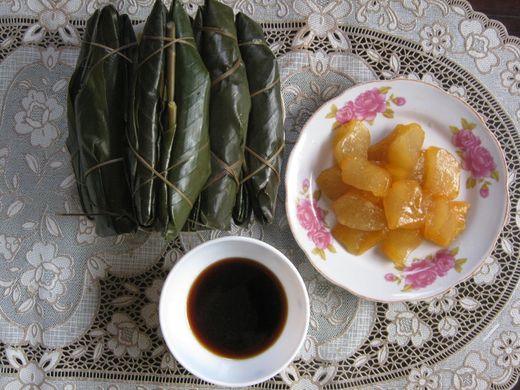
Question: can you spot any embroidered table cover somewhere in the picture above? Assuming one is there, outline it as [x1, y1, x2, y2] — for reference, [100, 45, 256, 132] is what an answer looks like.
[0, 0, 519, 389]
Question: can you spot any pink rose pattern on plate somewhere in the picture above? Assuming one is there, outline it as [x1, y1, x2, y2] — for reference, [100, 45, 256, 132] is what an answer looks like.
[296, 179, 336, 260]
[451, 118, 499, 198]
[384, 248, 467, 292]
[326, 86, 406, 124]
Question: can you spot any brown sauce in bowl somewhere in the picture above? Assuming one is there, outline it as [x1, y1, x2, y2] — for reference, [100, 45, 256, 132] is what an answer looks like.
[187, 257, 288, 359]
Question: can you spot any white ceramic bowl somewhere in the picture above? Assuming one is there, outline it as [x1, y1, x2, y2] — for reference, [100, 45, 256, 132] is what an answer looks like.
[285, 79, 508, 302]
[159, 237, 309, 387]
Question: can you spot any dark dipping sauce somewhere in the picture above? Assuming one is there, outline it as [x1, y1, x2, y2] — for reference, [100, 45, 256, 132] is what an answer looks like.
[187, 257, 288, 359]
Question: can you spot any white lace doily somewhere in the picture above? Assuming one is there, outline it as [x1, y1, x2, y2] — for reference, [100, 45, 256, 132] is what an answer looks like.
[0, 1, 520, 389]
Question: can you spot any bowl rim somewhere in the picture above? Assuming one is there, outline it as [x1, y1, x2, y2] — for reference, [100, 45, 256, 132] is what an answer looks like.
[158, 236, 310, 387]
[284, 78, 510, 303]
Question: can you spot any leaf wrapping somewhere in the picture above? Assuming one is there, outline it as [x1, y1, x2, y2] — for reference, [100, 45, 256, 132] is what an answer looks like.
[191, 0, 251, 230]
[127, 0, 167, 227]
[157, 0, 211, 239]
[236, 12, 284, 224]
[67, 10, 99, 217]
[68, 2, 279, 238]
[232, 167, 252, 225]
[70, 6, 138, 235]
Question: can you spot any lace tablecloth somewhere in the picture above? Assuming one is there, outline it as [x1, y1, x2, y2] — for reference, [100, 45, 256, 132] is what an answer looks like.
[0, 0, 519, 389]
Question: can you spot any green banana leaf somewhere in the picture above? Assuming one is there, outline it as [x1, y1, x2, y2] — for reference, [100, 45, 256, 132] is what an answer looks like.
[120, 15, 136, 130]
[192, 8, 203, 48]
[194, 0, 251, 230]
[73, 5, 137, 235]
[127, 0, 167, 227]
[154, 19, 175, 235]
[156, 0, 211, 239]
[236, 12, 284, 224]
[232, 167, 252, 225]
[67, 10, 100, 217]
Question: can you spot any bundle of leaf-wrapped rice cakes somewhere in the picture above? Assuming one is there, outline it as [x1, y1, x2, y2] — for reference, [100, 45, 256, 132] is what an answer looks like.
[67, 0, 284, 239]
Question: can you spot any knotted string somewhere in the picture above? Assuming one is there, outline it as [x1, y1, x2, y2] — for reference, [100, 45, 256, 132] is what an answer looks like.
[241, 143, 284, 184]
[137, 35, 196, 68]
[82, 40, 137, 82]
[138, 142, 210, 189]
[211, 59, 241, 87]
[128, 142, 193, 208]
[198, 26, 243, 87]
[204, 152, 242, 189]
[83, 40, 135, 63]
[61, 158, 136, 222]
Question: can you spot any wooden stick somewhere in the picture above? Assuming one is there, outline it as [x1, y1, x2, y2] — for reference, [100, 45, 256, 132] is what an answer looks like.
[166, 21, 177, 131]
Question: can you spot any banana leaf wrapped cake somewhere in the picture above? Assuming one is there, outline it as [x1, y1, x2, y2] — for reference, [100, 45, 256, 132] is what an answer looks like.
[192, 0, 251, 230]
[127, 0, 167, 228]
[158, 0, 211, 239]
[67, 5, 137, 236]
[67, 10, 99, 219]
[236, 12, 284, 224]
[125, 0, 211, 238]
[67, 1, 283, 239]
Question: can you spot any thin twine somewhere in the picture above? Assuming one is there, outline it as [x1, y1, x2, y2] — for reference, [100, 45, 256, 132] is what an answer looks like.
[128, 142, 193, 208]
[57, 213, 104, 216]
[56, 197, 137, 222]
[137, 35, 196, 68]
[200, 26, 237, 42]
[57, 210, 122, 218]
[83, 157, 124, 179]
[250, 76, 280, 97]
[137, 142, 210, 189]
[68, 153, 132, 220]
[211, 59, 241, 87]
[241, 143, 284, 184]
[238, 39, 269, 48]
[204, 152, 241, 188]
[82, 40, 135, 63]
[185, 217, 219, 231]
[82, 41, 137, 82]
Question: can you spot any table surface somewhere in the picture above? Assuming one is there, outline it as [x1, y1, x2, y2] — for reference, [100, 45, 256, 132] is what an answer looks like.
[470, 0, 520, 37]
[468, 3, 519, 388]
[1, 1, 520, 389]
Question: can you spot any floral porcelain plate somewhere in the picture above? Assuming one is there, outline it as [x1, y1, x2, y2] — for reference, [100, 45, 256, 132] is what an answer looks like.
[285, 79, 508, 302]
